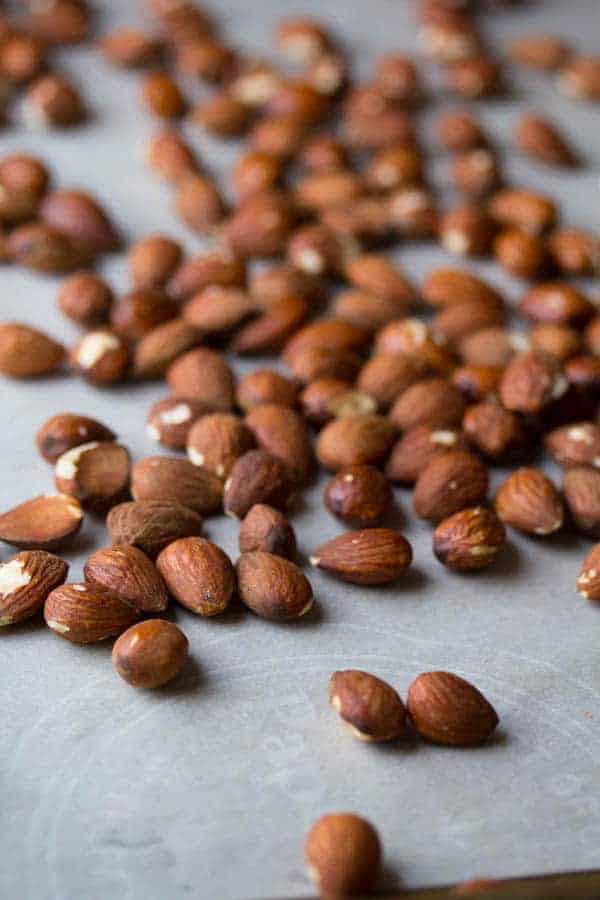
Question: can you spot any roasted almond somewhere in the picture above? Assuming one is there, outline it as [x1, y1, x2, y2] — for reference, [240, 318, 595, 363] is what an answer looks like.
[518, 283, 593, 326]
[430, 296, 504, 346]
[70, 329, 129, 385]
[40, 189, 120, 253]
[459, 326, 530, 368]
[563, 467, 600, 538]
[157, 536, 235, 616]
[245, 403, 313, 484]
[509, 34, 570, 71]
[374, 319, 456, 375]
[44, 582, 140, 643]
[223, 449, 294, 519]
[495, 468, 563, 535]
[283, 317, 369, 361]
[131, 456, 222, 516]
[0, 322, 64, 379]
[489, 187, 556, 236]
[55, 442, 130, 510]
[438, 204, 496, 257]
[166, 347, 235, 411]
[187, 412, 254, 478]
[230, 297, 309, 355]
[433, 507, 506, 572]
[311, 528, 412, 585]
[545, 423, 600, 469]
[133, 318, 202, 380]
[236, 369, 298, 412]
[324, 465, 392, 527]
[285, 345, 363, 385]
[462, 401, 527, 462]
[147, 396, 207, 450]
[305, 814, 381, 898]
[110, 288, 178, 341]
[57, 271, 114, 327]
[112, 619, 188, 689]
[128, 234, 183, 289]
[344, 253, 415, 306]
[413, 449, 489, 522]
[514, 113, 578, 168]
[493, 228, 548, 280]
[107, 500, 203, 559]
[0, 493, 83, 550]
[499, 352, 567, 415]
[316, 413, 396, 471]
[238, 504, 297, 560]
[183, 286, 256, 336]
[559, 56, 600, 101]
[547, 229, 599, 277]
[422, 268, 502, 309]
[356, 354, 426, 409]
[577, 544, 600, 602]
[222, 190, 294, 258]
[329, 670, 406, 742]
[236, 550, 313, 620]
[0, 550, 68, 626]
[36, 413, 115, 463]
[166, 252, 246, 302]
[84, 544, 168, 613]
[389, 378, 467, 432]
[385, 426, 469, 485]
[407, 671, 498, 746]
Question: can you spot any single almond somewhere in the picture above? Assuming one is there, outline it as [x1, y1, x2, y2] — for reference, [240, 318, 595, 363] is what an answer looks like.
[0, 322, 65, 378]
[316, 413, 396, 472]
[70, 329, 129, 384]
[107, 500, 203, 559]
[329, 669, 406, 742]
[238, 504, 297, 560]
[147, 396, 207, 450]
[44, 582, 140, 643]
[110, 288, 178, 342]
[283, 317, 369, 362]
[183, 285, 257, 336]
[157, 536, 235, 616]
[324, 465, 392, 526]
[128, 235, 182, 289]
[236, 550, 313, 620]
[407, 671, 498, 746]
[385, 426, 470, 485]
[459, 326, 530, 368]
[519, 283, 593, 326]
[134, 318, 202, 379]
[0, 493, 83, 550]
[494, 468, 563, 535]
[300, 378, 375, 427]
[514, 113, 578, 167]
[577, 544, 600, 602]
[0, 550, 68, 626]
[499, 351, 567, 415]
[305, 814, 381, 897]
[563, 467, 600, 538]
[166, 252, 246, 302]
[310, 528, 412, 585]
[166, 347, 235, 411]
[36, 413, 115, 463]
[489, 187, 556, 236]
[131, 456, 223, 516]
[245, 403, 313, 484]
[223, 449, 294, 519]
[344, 253, 415, 306]
[236, 368, 298, 412]
[422, 268, 502, 309]
[230, 297, 309, 355]
[112, 619, 188, 689]
[57, 271, 114, 327]
[433, 507, 506, 572]
[84, 544, 168, 613]
[413, 449, 489, 522]
[40, 189, 120, 253]
[55, 441, 130, 510]
[545, 423, 600, 469]
[356, 354, 426, 410]
[389, 378, 467, 431]
[187, 412, 254, 479]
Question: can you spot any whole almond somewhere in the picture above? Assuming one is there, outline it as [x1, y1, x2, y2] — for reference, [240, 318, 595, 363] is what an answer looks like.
[388, 186, 438, 238]
[422, 268, 502, 309]
[249, 264, 323, 307]
[577, 544, 600, 602]
[329, 670, 406, 742]
[495, 468, 563, 535]
[70, 329, 129, 384]
[36, 413, 115, 463]
[559, 56, 600, 101]
[238, 504, 297, 560]
[451, 364, 501, 401]
[519, 283, 593, 326]
[55, 442, 130, 510]
[462, 401, 527, 462]
[489, 187, 556, 236]
[142, 71, 186, 119]
[433, 507, 506, 572]
[460, 327, 529, 368]
[84, 544, 168, 613]
[110, 289, 178, 341]
[344, 253, 415, 306]
[230, 297, 309, 355]
[311, 528, 412, 585]
[531, 323, 581, 362]
[0, 493, 83, 550]
[236, 369, 298, 412]
[413, 449, 489, 522]
[514, 113, 578, 167]
[324, 465, 392, 526]
[107, 500, 203, 559]
[147, 396, 207, 450]
[0, 550, 68, 626]
[128, 234, 182, 289]
[407, 671, 498, 746]
[545, 423, 600, 469]
[385, 426, 470, 485]
[493, 228, 548, 280]
[245, 403, 313, 484]
[285, 346, 363, 385]
[431, 296, 504, 346]
[157, 536, 235, 616]
[333, 289, 411, 335]
[305, 813, 381, 897]
[40, 189, 120, 253]
[166, 252, 246, 302]
[167, 347, 235, 411]
[563, 467, 600, 537]
[184, 286, 256, 336]
[439, 204, 495, 257]
[509, 34, 570, 71]
[131, 456, 223, 516]
[145, 129, 200, 183]
[100, 28, 160, 69]
[316, 413, 396, 471]
[113, 619, 188, 689]
[58, 271, 114, 327]
[187, 413, 254, 478]
[174, 173, 224, 233]
[0, 322, 64, 378]
[547, 229, 599, 277]
[390, 378, 467, 432]
[23, 74, 85, 128]
[374, 319, 456, 375]
[44, 582, 140, 643]
[300, 378, 364, 427]
[134, 318, 201, 379]
[356, 354, 426, 409]
[223, 449, 294, 519]
[222, 190, 294, 258]
[283, 317, 369, 361]
[236, 550, 313, 620]
[499, 352, 567, 414]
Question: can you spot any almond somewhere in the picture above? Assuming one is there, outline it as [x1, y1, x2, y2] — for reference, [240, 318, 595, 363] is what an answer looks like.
[305, 814, 381, 897]
[438, 204, 496, 257]
[55, 441, 130, 510]
[433, 506, 506, 572]
[0, 550, 68, 626]
[70, 329, 129, 384]
[385, 426, 470, 485]
[563, 467, 600, 537]
[577, 544, 600, 602]
[407, 671, 498, 746]
[422, 268, 502, 309]
[183, 286, 256, 336]
[462, 401, 527, 462]
[0, 493, 83, 550]
[446, 58, 501, 99]
[374, 319, 456, 375]
[236, 550, 313, 620]
[324, 465, 392, 526]
[100, 28, 160, 69]
[283, 317, 369, 361]
[452, 148, 500, 198]
[489, 187, 556, 236]
[166, 252, 246, 302]
[356, 354, 426, 409]
[249, 264, 323, 307]
[223, 449, 294, 519]
[499, 351, 567, 414]
[531, 323, 581, 362]
[559, 55, 600, 101]
[514, 113, 578, 167]
[431, 295, 504, 346]
[300, 377, 361, 426]
[236, 369, 298, 412]
[493, 228, 548, 279]
[222, 189, 294, 258]
[316, 413, 396, 471]
[107, 500, 203, 559]
[332, 289, 410, 335]
[147, 396, 207, 450]
[230, 296, 309, 355]
[509, 34, 570, 71]
[545, 423, 600, 469]
[519, 283, 593, 326]
[389, 378, 467, 431]
[174, 173, 224, 233]
[310, 528, 412, 585]
[131, 456, 222, 516]
[452, 364, 501, 401]
[145, 129, 200, 183]
[133, 318, 202, 379]
[156, 536, 235, 616]
[44, 582, 140, 643]
[413, 449, 489, 522]
[329, 670, 406, 741]
[112, 619, 188, 689]
[23, 74, 86, 128]
[166, 347, 235, 411]
[495, 468, 563, 535]
[459, 326, 529, 368]
[547, 229, 599, 277]
[344, 253, 415, 306]
[142, 71, 186, 119]
[128, 235, 182, 289]
[40, 189, 120, 253]
[238, 504, 297, 560]
[0, 322, 64, 378]
[36, 413, 116, 463]
[187, 412, 254, 478]
[84, 544, 168, 613]
[58, 271, 114, 327]
[110, 288, 178, 342]
[245, 403, 313, 484]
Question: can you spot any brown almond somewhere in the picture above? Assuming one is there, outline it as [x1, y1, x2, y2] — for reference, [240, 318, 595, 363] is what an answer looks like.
[84, 544, 168, 613]
[433, 507, 506, 572]
[531, 323, 581, 362]
[563, 467, 600, 537]
[422, 268, 502, 309]
[107, 500, 202, 559]
[356, 354, 425, 410]
[44, 582, 140, 643]
[147, 396, 207, 450]
[385, 426, 469, 485]
[36, 413, 115, 463]
[310, 527, 412, 585]
[489, 187, 556, 236]
[519, 283, 593, 326]
[446, 58, 501, 99]
[462, 402, 527, 462]
[0, 322, 64, 378]
[283, 317, 369, 361]
[545, 423, 600, 469]
[145, 129, 199, 183]
[438, 204, 496, 257]
[316, 413, 396, 472]
[514, 113, 578, 168]
[157, 536, 234, 616]
[58, 271, 114, 327]
[54, 442, 130, 510]
[333, 289, 411, 335]
[493, 228, 548, 280]
[100, 28, 160, 68]
[174, 173, 225, 233]
[23, 74, 85, 128]
[431, 296, 504, 346]
[40, 189, 120, 253]
[509, 34, 570, 71]
[230, 297, 309, 355]
[184, 286, 256, 336]
[547, 229, 599, 277]
[236, 550, 313, 620]
[187, 413, 254, 478]
[413, 449, 489, 522]
[166, 252, 246, 302]
[285, 346, 363, 384]
[194, 91, 251, 137]
[451, 364, 501, 402]
[129, 234, 182, 289]
[0, 493, 83, 550]
[70, 330, 129, 385]
[249, 264, 323, 307]
[577, 544, 600, 602]
[236, 369, 298, 412]
[110, 289, 178, 342]
[245, 403, 313, 484]
[344, 253, 415, 306]
[223, 449, 294, 519]
[329, 670, 406, 742]
[374, 319, 456, 375]
[407, 671, 498, 746]
[389, 378, 467, 432]
[305, 814, 381, 897]
[495, 468, 563, 535]
[324, 465, 392, 527]
[300, 378, 366, 427]
[559, 56, 600, 101]
[142, 71, 186, 119]
[112, 619, 188, 689]
[0, 550, 68, 626]
[131, 456, 222, 516]
[459, 326, 529, 368]
[499, 351, 567, 415]
[134, 318, 202, 379]
[222, 190, 294, 258]
[238, 504, 297, 560]
[166, 347, 235, 411]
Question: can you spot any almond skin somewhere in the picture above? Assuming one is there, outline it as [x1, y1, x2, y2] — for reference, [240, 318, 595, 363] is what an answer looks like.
[54, 441, 130, 510]
[245, 403, 313, 484]
[324, 465, 392, 526]
[133, 318, 202, 379]
[44, 582, 140, 643]
[283, 317, 369, 361]
[577, 544, 600, 602]
[157, 537, 235, 616]
[166, 347, 235, 411]
[563, 467, 600, 538]
[223, 449, 294, 519]
[389, 378, 467, 431]
[0, 550, 68, 626]
[0, 322, 65, 378]
[316, 413, 396, 472]
[40, 189, 120, 253]
[433, 507, 506, 572]
[545, 423, 600, 469]
[305, 813, 381, 897]
[329, 670, 406, 741]
[131, 456, 223, 516]
[514, 113, 578, 168]
[494, 468, 563, 535]
[499, 351, 567, 415]
[112, 619, 188, 689]
[36, 413, 115, 463]
[187, 413, 255, 479]
[84, 544, 168, 613]
[238, 504, 297, 560]
[413, 450, 489, 522]
[106, 500, 203, 559]
[385, 426, 470, 485]
[147, 396, 207, 450]
[310, 528, 412, 585]
[462, 402, 527, 463]
[236, 550, 313, 621]
[0, 493, 83, 550]
[407, 671, 499, 746]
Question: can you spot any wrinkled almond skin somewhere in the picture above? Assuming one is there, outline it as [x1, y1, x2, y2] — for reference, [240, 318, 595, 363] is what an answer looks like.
[58, 271, 114, 327]
[84, 544, 168, 614]
[223, 450, 294, 519]
[385, 426, 470, 485]
[238, 504, 297, 560]
[0, 494, 83, 551]
[131, 456, 222, 516]
[107, 500, 203, 559]
[413, 450, 489, 522]
[134, 319, 202, 380]
[36, 413, 115, 463]
[236, 369, 298, 412]
[577, 544, 600, 602]
[245, 403, 313, 484]
[329, 670, 406, 742]
[44, 582, 140, 643]
[236, 550, 313, 621]
[311, 528, 412, 585]
[495, 468, 563, 535]
[545, 423, 600, 469]
[113, 620, 188, 689]
[157, 537, 235, 616]
[167, 347, 235, 411]
[0, 551, 68, 626]
[563, 467, 600, 538]
[324, 465, 392, 527]
[407, 671, 499, 746]
[40, 189, 120, 253]
[54, 442, 130, 510]
[0, 323, 65, 378]
[499, 352, 567, 415]
[305, 813, 381, 897]
[462, 402, 527, 463]
[433, 507, 506, 572]
[187, 413, 254, 479]
[147, 396, 207, 450]
[316, 414, 396, 472]
[390, 378, 467, 432]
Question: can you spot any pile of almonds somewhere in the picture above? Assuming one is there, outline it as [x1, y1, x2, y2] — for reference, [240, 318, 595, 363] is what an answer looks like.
[1, 0, 600, 894]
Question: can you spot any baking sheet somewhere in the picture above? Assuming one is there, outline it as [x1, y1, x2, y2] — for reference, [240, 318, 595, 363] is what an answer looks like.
[2, 1, 600, 898]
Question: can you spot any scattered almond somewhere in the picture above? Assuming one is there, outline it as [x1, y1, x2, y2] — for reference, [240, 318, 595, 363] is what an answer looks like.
[236, 550, 314, 620]
[310, 527, 412, 585]
[0, 550, 68, 626]
[329, 670, 406, 741]
[157, 536, 235, 616]
[407, 671, 498, 746]
[84, 544, 168, 613]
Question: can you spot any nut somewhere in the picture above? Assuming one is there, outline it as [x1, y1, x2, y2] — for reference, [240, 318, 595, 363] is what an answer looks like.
[374, 319, 455, 375]
[316, 413, 396, 472]
[283, 317, 369, 361]
[433, 507, 506, 572]
[100, 28, 160, 68]
[329, 670, 406, 741]
[245, 403, 313, 484]
[129, 234, 183, 289]
[407, 671, 499, 746]
[493, 228, 548, 280]
[459, 327, 529, 368]
[305, 813, 381, 897]
[310, 527, 412, 585]
[147, 396, 206, 450]
[462, 401, 527, 462]
[223, 449, 294, 519]
[300, 377, 372, 426]
[413, 449, 489, 522]
[222, 190, 294, 258]
[36, 413, 115, 463]
[232, 151, 282, 200]
[230, 297, 309, 355]
[324, 465, 392, 527]
[23, 74, 85, 127]
[387, 187, 439, 238]
[44, 582, 140, 643]
[563, 467, 600, 538]
[435, 109, 486, 152]
[0, 493, 83, 550]
[110, 289, 178, 341]
[107, 500, 202, 559]
[187, 413, 255, 478]
[25, 0, 90, 46]
[238, 504, 297, 560]
[58, 271, 114, 327]
[366, 145, 423, 191]
[559, 56, 600, 102]
[452, 148, 500, 198]
[276, 17, 330, 62]
[40, 189, 120, 253]
[494, 468, 563, 535]
[547, 229, 599, 276]
[70, 329, 129, 384]
[54, 441, 130, 510]
[0, 322, 65, 378]
[390, 378, 467, 431]
[194, 91, 250, 137]
[236, 550, 313, 620]
[422, 268, 502, 310]
[167, 347, 235, 411]
[84, 544, 168, 613]
[145, 129, 199, 183]
[236, 369, 297, 412]
[0, 550, 68, 626]
[431, 296, 504, 346]
[439, 204, 496, 257]
[157, 536, 235, 616]
[9, 223, 89, 273]
[112, 619, 189, 688]
[446, 58, 501, 99]
[285, 346, 363, 385]
[385, 425, 470, 485]
[356, 354, 426, 409]
[509, 34, 570, 71]
[577, 544, 600, 602]
[499, 351, 567, 414]
[142, 71, 186, 119]
[531, 323, 580, 362]
[134, 318, 201, 380]
[514, 113, 577, 167]
[344, 253, 415, 306]
[451, 364, 501, 401]
[249, 264, 323, 306]
[374, 53, 419, 103]
[518, 283, 593, 326]
[174, 173, 225, 234]
[489, 187, 556, 236]
[131, 456, 223, 516]
[184, 286, 256, 336]
[545, 423, 600, 469]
